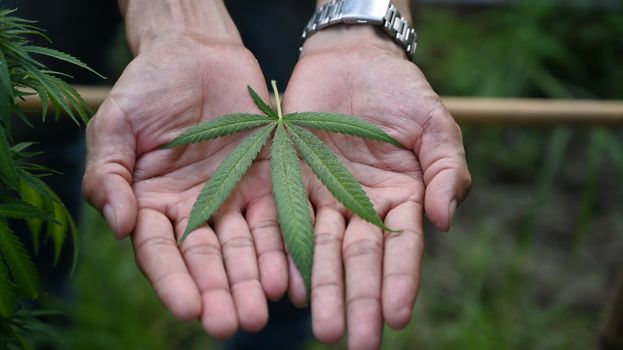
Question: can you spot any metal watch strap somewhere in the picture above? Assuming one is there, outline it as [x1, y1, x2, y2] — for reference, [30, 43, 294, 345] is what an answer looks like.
[301, 0, 417, 59]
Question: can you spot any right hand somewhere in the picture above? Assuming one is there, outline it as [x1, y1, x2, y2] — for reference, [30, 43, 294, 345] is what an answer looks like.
[82, 35, 289, 338]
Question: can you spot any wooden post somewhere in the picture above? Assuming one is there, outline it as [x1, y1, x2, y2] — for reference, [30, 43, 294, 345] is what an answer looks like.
[17, 86, 623, 126]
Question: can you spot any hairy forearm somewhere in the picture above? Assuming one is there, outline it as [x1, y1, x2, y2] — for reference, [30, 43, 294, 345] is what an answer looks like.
[118, 0, 241, 55]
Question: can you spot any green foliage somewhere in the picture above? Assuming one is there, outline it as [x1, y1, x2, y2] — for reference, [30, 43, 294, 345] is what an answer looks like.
[0, 7, 97, 348]
[247, 85, 278, 120]
[0, 10, 92, 123]
[0, 124, 17, 186]
[181, 124, 275, 240]
[164, 113, 272, 149]
[170, 83, 401, 294]
[0, 257, 14, 317]
[270, 123, 314, 293]
[288, 125, 391, 231]
[285, 112, 404, 148]
[0, 202, 53, 221]
[0, 221, 38, 299]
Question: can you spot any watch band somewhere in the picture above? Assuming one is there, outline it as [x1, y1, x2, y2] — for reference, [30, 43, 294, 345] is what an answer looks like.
[301, 0, 417, 59]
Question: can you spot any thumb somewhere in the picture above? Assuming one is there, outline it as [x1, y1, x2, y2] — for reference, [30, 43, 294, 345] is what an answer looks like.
[416, 101, 471, 232]
[82, 98, 137, 239]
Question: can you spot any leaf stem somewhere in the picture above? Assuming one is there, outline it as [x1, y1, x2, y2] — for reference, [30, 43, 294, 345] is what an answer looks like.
[271, 80, 283, 120]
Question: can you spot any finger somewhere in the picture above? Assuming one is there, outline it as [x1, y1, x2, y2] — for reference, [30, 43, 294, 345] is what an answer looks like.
[287, 256, 308, 308]
[82, 98, 137, 238]
[382, 200, 424, 329]
[416, 101, 471, 231]
[311, 207, 346, 344]
[287, 201, 316, 308]
[131, 208, 201, 321]
[214, 211, 268, 332]
[343, 218, 384, 350]
[175, 219, 238, 339]
[245, 194, 288, 301]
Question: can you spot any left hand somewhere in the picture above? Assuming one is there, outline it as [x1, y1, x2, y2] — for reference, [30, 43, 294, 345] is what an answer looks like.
[281, 26, 471, 350]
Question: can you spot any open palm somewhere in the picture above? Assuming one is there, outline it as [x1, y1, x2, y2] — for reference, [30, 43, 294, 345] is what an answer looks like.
[282, 41, 471, 349]
[82, 37, 288, 338]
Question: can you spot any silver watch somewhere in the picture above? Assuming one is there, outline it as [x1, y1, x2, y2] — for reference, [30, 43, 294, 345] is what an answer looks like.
[301, 0, 417, 59]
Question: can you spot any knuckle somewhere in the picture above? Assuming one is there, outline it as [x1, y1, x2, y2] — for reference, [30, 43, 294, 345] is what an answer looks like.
[342, 238, 382, 261]
[221, 236, 255, 251]
[347, 295, 381, 309]
[134, 235, 177, 261]
[250, 218, 278, 231]
[315, 231, 342, 248]
[312, 280, 341, 299]
[181, 242, 221, 259]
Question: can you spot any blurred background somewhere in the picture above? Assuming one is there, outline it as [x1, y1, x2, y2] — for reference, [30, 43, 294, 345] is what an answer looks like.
[5, 0, 623, 349]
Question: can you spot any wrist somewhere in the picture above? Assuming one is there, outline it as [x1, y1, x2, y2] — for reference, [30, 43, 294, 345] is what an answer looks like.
[303, 0, 414, 59]
[120, 0, 242, 55]
[300, 24, 406, 59]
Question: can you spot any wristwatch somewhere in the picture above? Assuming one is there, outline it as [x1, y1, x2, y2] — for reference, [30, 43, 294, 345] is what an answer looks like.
[301, 0, 417, 60]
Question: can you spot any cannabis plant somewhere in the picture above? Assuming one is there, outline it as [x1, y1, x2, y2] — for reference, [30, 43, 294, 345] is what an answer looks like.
[0, 8, 98, 347]
[168, 81, 402, 293]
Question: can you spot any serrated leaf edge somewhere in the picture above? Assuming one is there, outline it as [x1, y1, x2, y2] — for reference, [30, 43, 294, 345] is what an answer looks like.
[288, 124, 393, 232]
[270, 123, 314, 296]
[247, 85, 278, 120]
[164, 113, 273, 148]
[285, 112, 404, 148]
[181, 124, 275, 241]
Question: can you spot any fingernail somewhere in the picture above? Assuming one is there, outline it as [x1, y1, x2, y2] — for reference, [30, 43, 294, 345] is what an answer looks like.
[103, 204, 116, 232]
[447, 199, 457, 229]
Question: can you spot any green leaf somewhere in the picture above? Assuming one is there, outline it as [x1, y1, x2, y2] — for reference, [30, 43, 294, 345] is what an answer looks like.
[16, 172, 79, 271]
[13, 107, 32, 128]
[33, 84, 49, 121]
[284, 112, 403, 148]
[17, 60, 89, 124]
[0, 50, 14, 119]
[0, 257, 15, 317]
[47, 74, 92, 123]
[288, 125, 392, 231]
[0, 203, 53, 221]
[165, 114, 273, 148]
[247, 85, 278, 119]
[67, 215, 79, 275]
[44, 74, 91, 124]
[18, 179, 45, 253]
[11, 142, 36, 153]
[0, 124, 18, 188]
[23, 46, 105, 79]
[46, 201, 68, 264]
[181, 124, 275, 240]
[4, 29, 51, 42]
[270, 124, 313, 295]
[0, 220, 39, 299]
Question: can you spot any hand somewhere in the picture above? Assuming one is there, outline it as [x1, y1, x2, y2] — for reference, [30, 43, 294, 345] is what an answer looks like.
[282, 26, 471, 349]
[82, 35, 290, 338]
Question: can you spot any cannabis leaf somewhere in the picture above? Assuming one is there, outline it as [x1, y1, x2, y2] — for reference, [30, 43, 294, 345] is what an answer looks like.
[0, 220, 39, 299]
[0, 8, 97, 326]
[271, 124, 314, 291]
[179, 124, 275, 240]
[169, 81, 403, 295]
[0, 255, 14, 317]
